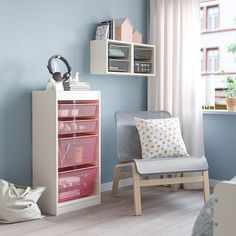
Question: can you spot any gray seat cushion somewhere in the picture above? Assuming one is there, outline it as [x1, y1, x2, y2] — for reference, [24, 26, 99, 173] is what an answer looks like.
[134, 156, 208, 175]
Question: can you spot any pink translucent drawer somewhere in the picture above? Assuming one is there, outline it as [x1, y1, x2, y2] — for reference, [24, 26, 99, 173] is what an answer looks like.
[58, 135, 97, 168]
[58, 119, 97, 135]
[58, 166, 97, 203]
[58, 103, 98, 118]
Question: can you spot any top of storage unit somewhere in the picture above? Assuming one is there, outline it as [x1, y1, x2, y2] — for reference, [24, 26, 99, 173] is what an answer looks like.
[32, 90, 101, 102]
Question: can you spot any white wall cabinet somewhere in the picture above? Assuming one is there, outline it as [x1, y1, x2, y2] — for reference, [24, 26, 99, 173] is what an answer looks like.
[90, 39, 156, 77]
[32, 90, 101, 216]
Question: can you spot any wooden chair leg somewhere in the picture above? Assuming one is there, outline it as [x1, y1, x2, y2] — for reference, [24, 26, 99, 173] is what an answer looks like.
[111, 165, 122, 196]
[171, 172, 181, 191]
[132, 163, 142, 216]
[203, 170, 210, 202]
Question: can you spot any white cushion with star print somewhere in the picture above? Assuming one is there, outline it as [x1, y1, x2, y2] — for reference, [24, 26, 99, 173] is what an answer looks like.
[135, 117, 189, 159]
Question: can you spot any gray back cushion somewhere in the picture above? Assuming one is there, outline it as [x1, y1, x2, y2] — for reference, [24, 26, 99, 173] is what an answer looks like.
[115, 111, 171, 163]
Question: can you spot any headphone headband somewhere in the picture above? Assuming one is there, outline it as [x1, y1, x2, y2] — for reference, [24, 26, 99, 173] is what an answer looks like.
[47, 55, 72, 82]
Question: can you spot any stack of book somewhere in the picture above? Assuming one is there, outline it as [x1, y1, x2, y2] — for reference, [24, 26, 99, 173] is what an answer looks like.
[63, 81, 91, 91]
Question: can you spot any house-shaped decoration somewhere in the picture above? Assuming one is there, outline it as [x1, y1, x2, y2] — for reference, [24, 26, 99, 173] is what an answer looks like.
[115, 17, 133, 42]
[133, 30, 142, 44]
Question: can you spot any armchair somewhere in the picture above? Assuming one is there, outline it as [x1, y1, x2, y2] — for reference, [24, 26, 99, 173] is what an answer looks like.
[112, 111, 210, 216]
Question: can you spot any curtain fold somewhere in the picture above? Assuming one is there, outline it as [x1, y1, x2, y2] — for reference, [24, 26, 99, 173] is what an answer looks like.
[148, 0, 204, 156]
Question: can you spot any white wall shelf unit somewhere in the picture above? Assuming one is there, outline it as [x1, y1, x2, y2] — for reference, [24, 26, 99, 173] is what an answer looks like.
[90, 39, 156, 77]
[32, 90, 101, 216]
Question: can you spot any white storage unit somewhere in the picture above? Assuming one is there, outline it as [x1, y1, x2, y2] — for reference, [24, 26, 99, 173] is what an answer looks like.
[32, 90, 101, 216]
[90, 39, 156, 77]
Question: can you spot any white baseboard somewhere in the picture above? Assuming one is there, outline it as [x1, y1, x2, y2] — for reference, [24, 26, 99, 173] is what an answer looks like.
[101, 178, 132, 192]
[101, 178, 220, 192]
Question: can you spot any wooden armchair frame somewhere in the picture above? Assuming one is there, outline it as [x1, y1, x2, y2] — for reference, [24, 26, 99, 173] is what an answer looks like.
[112, 162, 210, 216]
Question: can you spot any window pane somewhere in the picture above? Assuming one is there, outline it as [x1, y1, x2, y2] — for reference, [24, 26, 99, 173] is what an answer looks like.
[207, 49, 219, 72]
[207, 6, 219, 30]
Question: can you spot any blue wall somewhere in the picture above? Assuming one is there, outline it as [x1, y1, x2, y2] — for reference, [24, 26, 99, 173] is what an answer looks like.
[203, 113, 236, 181]
[0, 0, 147, 185]
[1, 0, 233, 186]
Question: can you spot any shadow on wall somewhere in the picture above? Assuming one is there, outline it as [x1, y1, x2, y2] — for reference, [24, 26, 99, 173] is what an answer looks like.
[0, 61, 32, 186]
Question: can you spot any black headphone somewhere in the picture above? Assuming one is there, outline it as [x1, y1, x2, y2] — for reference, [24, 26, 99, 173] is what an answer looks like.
[47, 55, 72, 82]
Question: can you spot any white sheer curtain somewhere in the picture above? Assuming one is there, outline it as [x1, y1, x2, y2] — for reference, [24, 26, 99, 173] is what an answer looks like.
[148, 0, 204, 157]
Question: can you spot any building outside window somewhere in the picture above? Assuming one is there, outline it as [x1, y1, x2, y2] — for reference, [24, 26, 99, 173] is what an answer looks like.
[206, 48, 219, 72]
[207, 5, 219, 30]
[201, 0, 236, 110]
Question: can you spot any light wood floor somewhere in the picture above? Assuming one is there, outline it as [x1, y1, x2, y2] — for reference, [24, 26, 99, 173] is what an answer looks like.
[0, 186, 204, 236]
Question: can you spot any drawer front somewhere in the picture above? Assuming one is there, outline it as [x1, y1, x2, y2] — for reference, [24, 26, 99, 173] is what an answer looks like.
[58, 103, 98, 118]
[134, 62, 152, 73]
[108, 59, 129, 72]
[58, 135, 97, 168]
[58, 166, 97, 202]
[58, 119, 97, 135]
[134, 48, 152, 61]
[108, 44, 129, 59]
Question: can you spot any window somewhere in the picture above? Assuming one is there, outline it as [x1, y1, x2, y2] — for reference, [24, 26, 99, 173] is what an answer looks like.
[206, 48, 219, 72]
[200, 1, 235, 110]
[207, 5, 219, 30]
[200, 5, 219, 31]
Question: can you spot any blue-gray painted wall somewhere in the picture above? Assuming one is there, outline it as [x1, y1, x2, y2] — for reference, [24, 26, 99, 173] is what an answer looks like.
[203, 114, 236, 181]
[0, 0, 147, 185]
[0, 1, 234, 186]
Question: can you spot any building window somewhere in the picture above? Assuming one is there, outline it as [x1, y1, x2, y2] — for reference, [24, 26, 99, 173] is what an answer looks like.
[206, 48, 219, 72]
[207, 5, 219, 30]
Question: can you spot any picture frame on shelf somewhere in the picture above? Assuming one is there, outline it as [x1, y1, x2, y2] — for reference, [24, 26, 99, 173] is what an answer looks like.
[95, 23, 109, 40]
[101, 20, 115, 39]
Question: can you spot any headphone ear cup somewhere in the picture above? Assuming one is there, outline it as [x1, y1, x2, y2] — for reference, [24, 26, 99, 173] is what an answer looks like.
[53, 72, 63, 82]
[63, 72, 70, 81]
